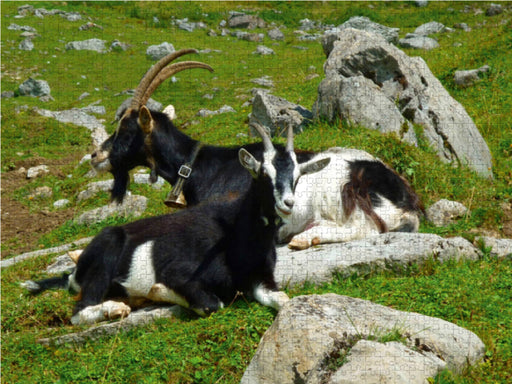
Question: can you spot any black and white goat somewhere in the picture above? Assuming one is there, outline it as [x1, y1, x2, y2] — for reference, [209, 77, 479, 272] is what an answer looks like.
[23, 124, 330, 325]
[92, 49, 423, 250]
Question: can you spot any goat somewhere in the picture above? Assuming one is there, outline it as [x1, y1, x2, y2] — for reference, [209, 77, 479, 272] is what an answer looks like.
[23, 124, 330, 325]
[91, 49, 423, 250]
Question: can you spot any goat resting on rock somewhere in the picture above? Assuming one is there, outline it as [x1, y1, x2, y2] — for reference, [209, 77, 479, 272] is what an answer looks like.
[22, 124, 329, 325]
[92, 49, 423, 250]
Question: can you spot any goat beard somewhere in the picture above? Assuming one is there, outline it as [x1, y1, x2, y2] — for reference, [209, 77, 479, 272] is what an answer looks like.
[111, 170, 130, 204]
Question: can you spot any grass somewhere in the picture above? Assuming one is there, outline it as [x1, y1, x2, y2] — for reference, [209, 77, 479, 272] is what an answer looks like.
[1, 1, 511, 383]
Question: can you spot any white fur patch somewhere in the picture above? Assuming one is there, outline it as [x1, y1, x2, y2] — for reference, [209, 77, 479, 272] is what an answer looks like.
[253, 284, 290, 310]
[120, 241, 156, 297]
[71, 300, 131, 325]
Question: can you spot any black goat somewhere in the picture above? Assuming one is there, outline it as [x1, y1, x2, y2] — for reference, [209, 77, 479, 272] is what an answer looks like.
[92, 49, 423, 250]
[23, 124, 330, 325]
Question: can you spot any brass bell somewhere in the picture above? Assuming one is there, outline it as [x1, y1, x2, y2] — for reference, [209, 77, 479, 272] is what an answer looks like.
[164, 191, 188, 209]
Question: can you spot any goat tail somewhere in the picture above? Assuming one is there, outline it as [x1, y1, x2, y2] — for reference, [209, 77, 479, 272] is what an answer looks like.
[20, 270, 74, 294]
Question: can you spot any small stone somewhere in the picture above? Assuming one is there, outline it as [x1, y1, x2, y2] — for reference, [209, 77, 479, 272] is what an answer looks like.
[26, 165, 49, 179]
[54, 199, 70, 208]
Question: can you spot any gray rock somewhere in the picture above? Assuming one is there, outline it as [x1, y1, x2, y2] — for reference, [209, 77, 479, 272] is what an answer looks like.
[77, 180, 114, 201]
[315, 75, 416, 144]
[53, 199, 70, 209]
[75, 194, 148, 225]
[7, 23, 36, 32]
[1, 91, 15, 98]
[454, 65, 490, 87]
[197, 105, 235, 117]
[26, 165, 49, 179]
[336, 16, 399, 44]
[268, 28, 284, 41]
[299, 18, 316, 31]
[110, 40, 130, 52]
[65, 38, 106, 53]
[19, 78, 50, 97]
[28, 186, 53, 199]
[232, 31, 264, 42]
[242, 294, 485, 383]
[414, 21, 446, 36]
[328, 340, 445, 384]
[146, 42, 175, 61]
[477, 237, 512, 258]
[19, 38, 34, 51]
[133, 172, 165, 189]
[454, 22, 471, 32]
[249, 90, 313, 138]
[78, 22, 103, 31]
[228, 14, 266, 29]
[426, 199, 469, 227]
[251, 76, 274, 87]
[36, 106, 105, 131]
[415, 0, 428, 6]
[253, 45, 274, 55]
[64, 12, 81, 21]
[45, 254, 75, 274]
[314, 28, 493, 177]
[115, 97, 163, 121]
[486, 3, 503, 16]
[399, 34, 440, 50]
[17, 4, 34, 16]
[274, 232, 481, 287]
[298, 34, 322, 41]
[78, 92, 90, 101]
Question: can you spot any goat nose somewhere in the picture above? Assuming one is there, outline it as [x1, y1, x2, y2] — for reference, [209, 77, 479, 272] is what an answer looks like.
[284, 198, 295, 210]
[91, 151, 97, 158]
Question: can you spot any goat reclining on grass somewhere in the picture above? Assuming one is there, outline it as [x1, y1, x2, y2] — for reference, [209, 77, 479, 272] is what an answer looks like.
[22, 124, 329, 325]
[91, 49, 424, 251]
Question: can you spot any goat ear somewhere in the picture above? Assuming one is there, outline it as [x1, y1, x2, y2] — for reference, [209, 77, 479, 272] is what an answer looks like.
[300, 157, 330, 176]
[138, 106, 154, 135]
[239, 148, 261, 178]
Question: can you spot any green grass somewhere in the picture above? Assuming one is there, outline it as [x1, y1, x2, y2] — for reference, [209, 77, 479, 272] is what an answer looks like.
[1, 1, 511, 383]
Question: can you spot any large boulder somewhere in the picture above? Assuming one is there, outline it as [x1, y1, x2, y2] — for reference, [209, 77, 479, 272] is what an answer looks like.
[241, 294, 485, 384]
[314, 28, 493, 178]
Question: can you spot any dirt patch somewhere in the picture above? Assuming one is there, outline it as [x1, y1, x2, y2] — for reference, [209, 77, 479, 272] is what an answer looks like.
[1, 156, 81, 259]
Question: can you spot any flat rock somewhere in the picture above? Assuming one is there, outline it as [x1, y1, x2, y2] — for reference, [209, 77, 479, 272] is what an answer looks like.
[274, 232, 481, 287]
[65, 38, 106, 53]
[399, 34, 440, 50]
[26, 165, 49, 179]
[242, 294, 485, 383]
[414, 21, 446, 36]
[426, 199, 469, 227]
[75, 194, 147, 225]
[477, 236, 512, 258]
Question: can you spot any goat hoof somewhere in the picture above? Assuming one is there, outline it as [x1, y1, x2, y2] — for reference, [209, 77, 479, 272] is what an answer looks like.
[288, 238, 310, 250]
[102, 301, 131, 320]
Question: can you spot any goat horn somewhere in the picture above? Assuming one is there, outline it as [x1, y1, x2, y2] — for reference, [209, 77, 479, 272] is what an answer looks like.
[140, 61, 214, 107]
[250, 121, 274, 153]
[129, 48, 199, 110]
[286, 122, 294, 152]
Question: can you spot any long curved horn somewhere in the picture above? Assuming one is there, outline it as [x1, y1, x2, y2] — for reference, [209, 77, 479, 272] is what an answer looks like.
[250, 121, 274, 153]
[129, 48, 199, 110]
[140, 61, 214, 107]
[286, 122, 294, 152]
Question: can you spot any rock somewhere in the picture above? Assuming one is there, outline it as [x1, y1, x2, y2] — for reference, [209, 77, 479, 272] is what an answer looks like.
[454, 22, 472, 32]
[115, 97, 163, 121]
[75, 194, 148, 225]
[299, 18, 316, 31]
[19, 38, 34, 51]
[253, 45, 274, 55]
[399, 33, 440, 50]
[315, 75, 416, 144]
[314, 28, 493, 178]
[65, 38, 106, 53]
[78, 22, 103, 31]
[78, 92, 90, 101]
[91, 127, 109, 149]
[64, 12, 81, 21]
[232, 31, 264, 42]
[274, 232, 481, 287]
[251, 76, 274, 87]
[17, 4, 34, 16]
[146, 42, 175, 61]
[26, 165, 49, 179]
[249, 90, 313, 138]
[335, 16, 400, 45]
[28, 186, 53, 199]
[1, 91, 15, 99]
[19, 78, 50, 97]
[486, 3, 503, 16]
[197, 105, 235, 117]
[298, 33, 322, 41]
[53, 199, 70, 209]
[36, 106, 105, 131]
[414, 21, 446, 36]
[45, 254, 75, 275]
[133, 172, 165, 189]
[454, 65, 490, 87]
[268, 28, 284, 41]
[241, 294, 485, 383]
[77, 180, 114, 201]
[426, 199, 469, 227]
[415, 0, 428, 6]
[476, 237, 512, 258]
[110, 40, 130, 52]
[228, 14, 266, 29]
[328, 340, 445, 384]
[7, 23, 36, 32]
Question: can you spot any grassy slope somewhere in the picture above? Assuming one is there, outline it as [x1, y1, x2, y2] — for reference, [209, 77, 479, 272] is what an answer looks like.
[1, 1, 511, 383]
